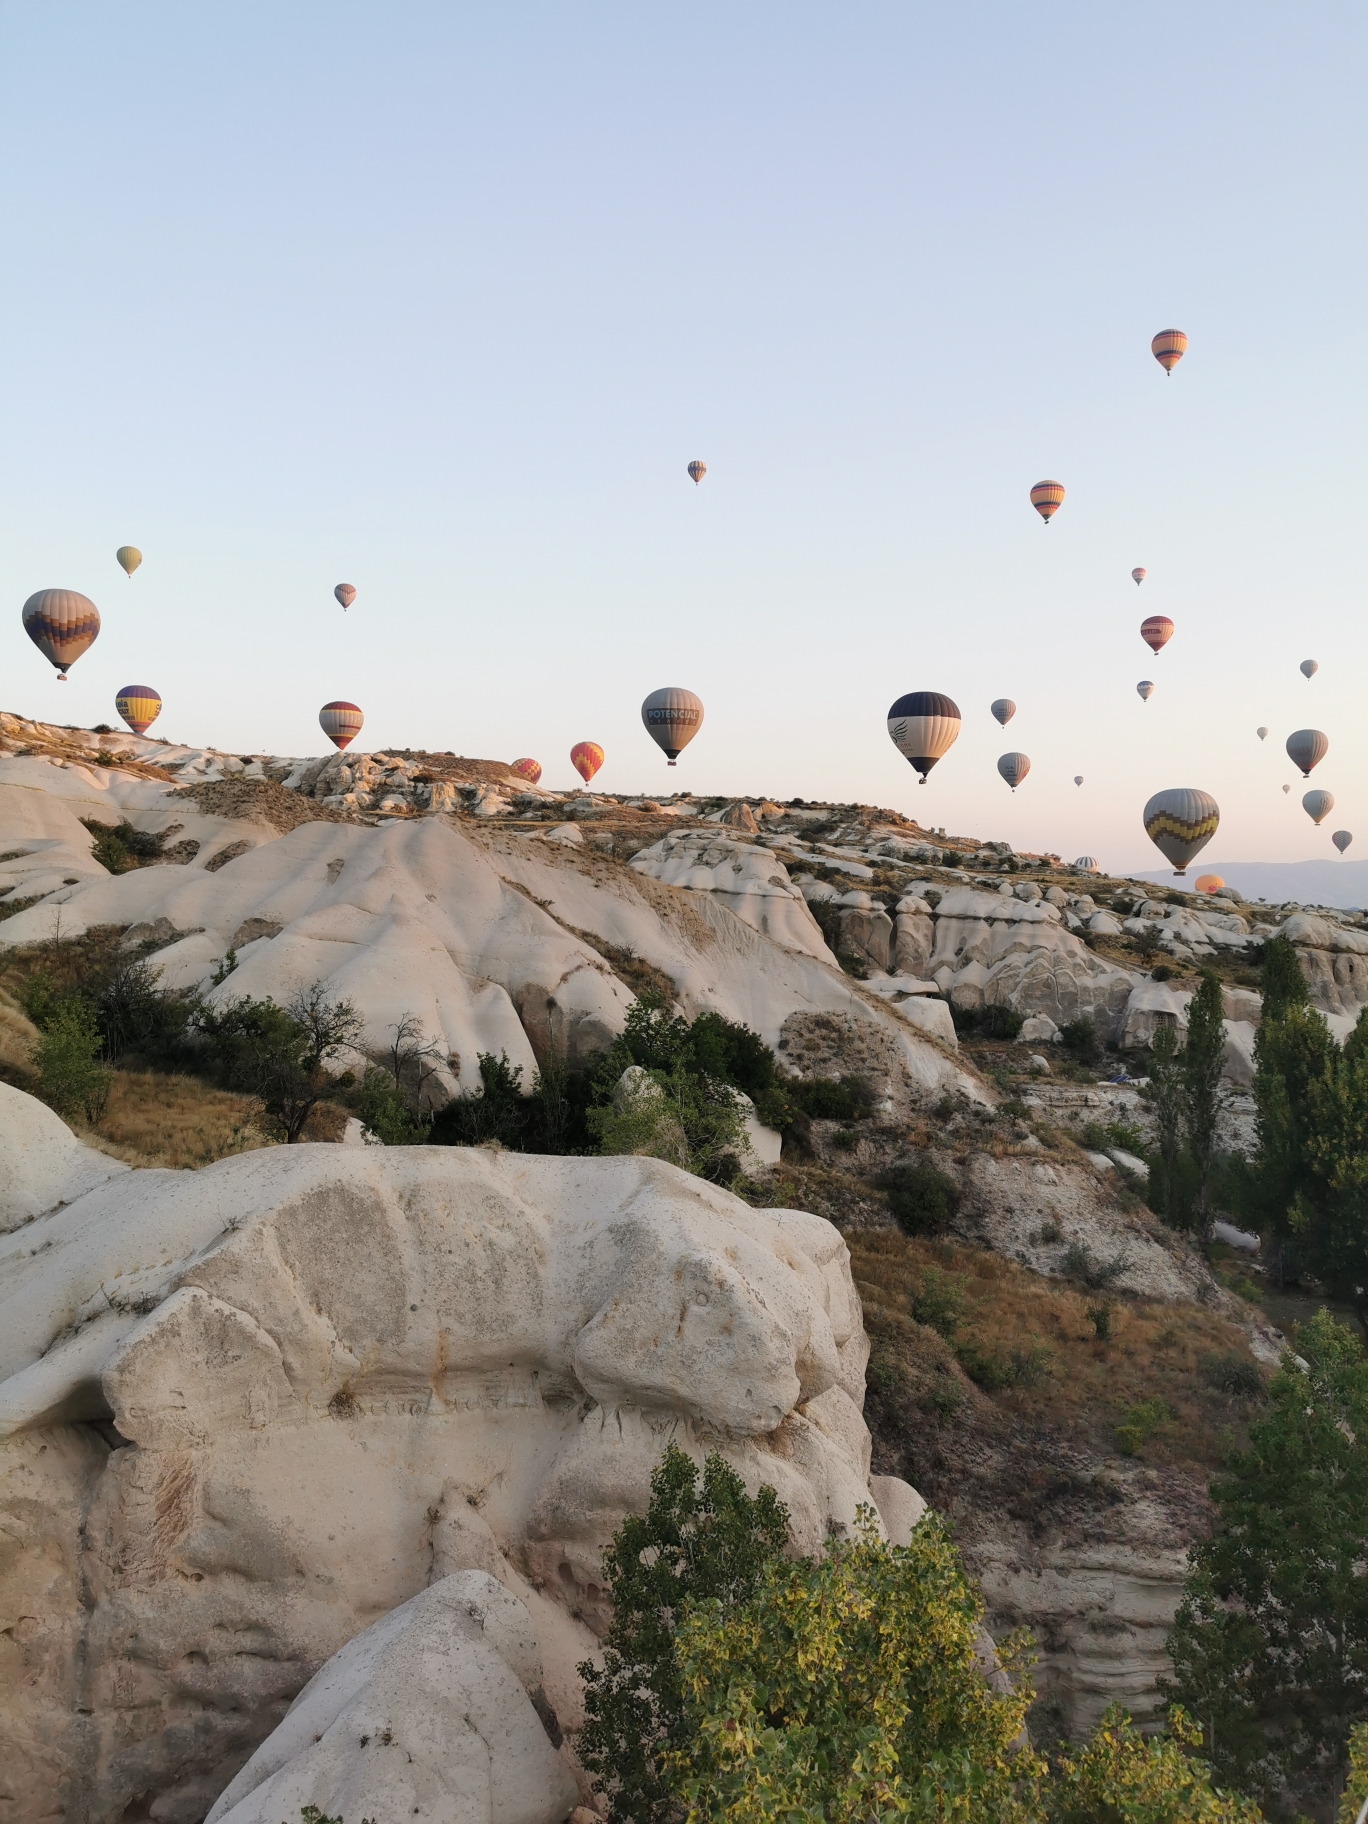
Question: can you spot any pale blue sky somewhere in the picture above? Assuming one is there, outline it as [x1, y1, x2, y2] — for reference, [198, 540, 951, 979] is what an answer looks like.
[1, 4, 1364, 869]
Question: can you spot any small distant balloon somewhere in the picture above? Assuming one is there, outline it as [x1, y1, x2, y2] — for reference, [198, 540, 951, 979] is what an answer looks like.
[1029, 480, 1065, 524]
[1137, 680, 1155, 701]
[22, 589, 101, 679]
[1143, 787, 1219, 876]
[997, 752, 1031, 792]
[1141, 615, 1174, 654]
[319, 701, 363, 751]
[1303, 789, 1334, 826]
[1286, 728, 1328, 777]
[1131, 567, 1146, 585]
[1333, 830, 1353, 854]
[687, 461, 706, 485]
[642, 687, 704, 765]
[115, 685, 161, 736]
[887, 692, 961, 783]
[1074, 775, 1084, 787]
[116, 546, 142, 578]
[571, 741, 604, 785]
[1300, 659, 1318, 680]
[1282, 784, 1291, 795]
[1074, 856, 1100, 873]
[335, 584, 356, 611]
[510, 758, 542, 785]
[990, 698, 1016, 727]
[1256, 726, 1268, 741]
[1194, 875, 1224, 894]
[1151, 328, 1188, 374]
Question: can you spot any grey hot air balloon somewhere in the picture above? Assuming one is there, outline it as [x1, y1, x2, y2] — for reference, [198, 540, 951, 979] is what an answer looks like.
[991, 698, 1016, 727]
[1137, 680, 1154, 701]
[1333, 830, 1353, 854]
[1132, 568, 1146, 585]
[1301, 659, 1319, 680]
[1303, 790, 1334, 826]
[997, 752, 1031, 792]
[335, 584, 356, 611]
[1074, 775, 1084, 786]
[1283, 784, 1291, 795]
[1286, 728, 1328, 777]
[1256, 726, 1268, 741]
[22, 589, 101, 679]
[1143, 787, 1219, 876]
[887, 692, 961, 782]
[641, 686, 704, 765]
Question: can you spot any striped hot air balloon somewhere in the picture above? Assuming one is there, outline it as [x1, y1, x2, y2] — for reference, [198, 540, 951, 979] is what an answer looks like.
[320, 701, 364, 751]
[997, 752, 1031, 792]
[335, 584, 356, 610]
[571, 741, 604, 784]
[116, 546, 142, 578]
[990, 698, 1016, 726]
[1137, 680, 1155, 701]
[22, 589, 101, 678]
[510, 757, 542, 785]
[1151, 329, 1188, 374]
[1132, 568, 1146, 585]
[642, 687, 703, 765]
[687, 461, 706, 485]
[1141, 616, 1174, 654]
[1029, 480, 1065, 523]
[1286, 729, 1328, 777]
[115, 685, 162, 736]
[1303, 790, 1334, 826]
[887, 692, 961, 782]
[1074, 857, 1100, 873]
[1194, 875, 1224, 895]
[1143, 787, 1219, 875]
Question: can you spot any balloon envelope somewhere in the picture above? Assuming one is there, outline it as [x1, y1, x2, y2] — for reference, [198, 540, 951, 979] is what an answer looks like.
[1151, 328, 1188, 373]
[510, 758, 542, 785]
[887, 692, 960, 782]
[1137, 680, 1154, 701]
[641, 687, 703, 764]
[334, 584, 356, 610]
[1303, 790, 1334, 826]
[116, 546, 142, 578]
[1286, 728, 1328, 776]
[687, 461, 706, 484]
[319, 701, 363, 751]
[1029, 480, 1064, 523]
[1074, 775, 1084, 786]
[22, 589, 100, 677]
[1300, 659, 1318, 679]
[990, 698, 1016, 726]
[115, 685, 161, 736]
[1194, 874, 1224, 894]
[997, 752, 1031, 791]
[1256, 726, 1268, 740]
[1074, 857, 1100, 873]
[1283, 784, 1291, 794]
[1141, 615, 1173, 654]
[571, 741, 604, 784]
[1143, 787, 1219, 875]
[1131, 567, 1146, 585]
[1333, 830, 1353, 854]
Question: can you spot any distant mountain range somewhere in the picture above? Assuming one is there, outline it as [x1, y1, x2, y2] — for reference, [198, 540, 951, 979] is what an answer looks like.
[1128, 858, 1366, 910]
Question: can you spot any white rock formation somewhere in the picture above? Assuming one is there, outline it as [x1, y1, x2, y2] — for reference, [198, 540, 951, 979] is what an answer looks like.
[1280, 910, 1368, 1016]
[629, 830, 832, 961]
[0, 1096, 917, 1824]
[927, 888, 1138, 1033]
[0, 1080, 127, 1231]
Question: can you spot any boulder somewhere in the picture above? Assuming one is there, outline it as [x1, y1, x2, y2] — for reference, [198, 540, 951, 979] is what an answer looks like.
[1016, 1014, 1060, 1044]
[0, 1080, 127, 1233]
[838, 904, 893, 973]
[893, 905, 934, 976]
[720, 802, 759, 833]
[1222, 1019, 1258, 1086]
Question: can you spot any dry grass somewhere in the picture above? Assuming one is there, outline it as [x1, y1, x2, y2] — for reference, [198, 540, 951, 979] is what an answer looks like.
[0, 987, 39, 1090]
[78, 1070, 274, 1169]
[169, 777, 355, 832]
[850, 1228, 1264, 1474]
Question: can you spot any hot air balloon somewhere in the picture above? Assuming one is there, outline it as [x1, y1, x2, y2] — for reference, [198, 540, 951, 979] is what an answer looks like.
[1029, 480, 1065, 524]
[887, 693, 961, 782]
[115, 685, 161, 736]
[1074, 857, 1100, 873]
[1194, 875, 1224, 895]
[1333, 830, 1353, 854]
[510, 757, 542, 785]
[571, 741, 604, 785]
[1137, 680, 1155, 701]
[1256, 727, 1268, 741]
[687, 461, 706, 485]
[642, 687, 704, 765]
[1143, 787, 1219, 876]
[1141, 615, 1173, 654]
[116, 546, 142, 578]
[1282, 784, 1291, 795]
[335, 584, 356, 611]
[1132, 568, 1146, 585]
[22, 589, 100, 679]
[319, 701, 363, 751]
[1074, 775, 1084, 786]
[1303, 790, 1334, 826]
[997, 752, 1031, 792]
[990, 698, 1016, 727]
[1286, 729, 1328, 776]
[1151, 328, 1188, 374]
[1300, 659, 1318, 680]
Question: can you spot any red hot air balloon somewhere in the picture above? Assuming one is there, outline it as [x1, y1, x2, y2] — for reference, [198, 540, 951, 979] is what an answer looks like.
[1141, 615, 1174, 654]
[320, 701, 363, 751]
[1132, 568, 1146, 585]
[115, 685, 162, 736]
[510, 758, 542, 785]
[687, 461, 706, 485]
[571, 741, 604, 784]
[22, 589, 101, 679]
[335, 584, 356, 610]
[1152, 329, 1188, 374]
[1029, 480, 1065, 523]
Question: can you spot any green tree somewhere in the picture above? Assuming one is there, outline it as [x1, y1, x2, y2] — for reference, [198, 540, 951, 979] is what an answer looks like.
[1142, 1020, 1184, 1221]
[586, 1060, 751, 1182]
[1164, 1310, 1368, 1812]
[1340, 1721, 1368, 1824]
[1260, 934, 1311, 1022]
[1049, 1706, 1262, 1824]
[199, 983, 362, 1142]
[33, 998, 111, 1123]
[1183, 972, 1227, 1246]
[576, 1443, 790, 1824]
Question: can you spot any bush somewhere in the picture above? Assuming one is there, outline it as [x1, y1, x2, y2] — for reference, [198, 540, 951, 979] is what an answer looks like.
[880, 1158, 961, 1236]
[196, 984, 361, 1143]
[956, 1337, 1053, 1390]
[33, 999, 112, 1123]
[950, 1002, 1024, 1039]
[79, 817, 166, 874]
[910, 1265, 967, 1338]
[1200, 1352, 1265, 1402]
[1115, 1396, 1176, 1456]
[1087, 1299, 1114, 1341]
[1059, 1018, 1102, 1064]
[787, 1073, 875, 1122]
[1063, 1240, 1132, 1290]
[95, 958, 197, 1065]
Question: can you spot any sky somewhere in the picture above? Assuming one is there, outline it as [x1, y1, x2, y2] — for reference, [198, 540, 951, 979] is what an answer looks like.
[0, 3, 1364, 872]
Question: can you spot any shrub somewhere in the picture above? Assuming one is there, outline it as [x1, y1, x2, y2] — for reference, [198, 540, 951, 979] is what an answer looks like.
[957, 1337, 1053, 1390]
[1063, 1240, 1132, 1290]
[880, 1159, 960, 1236]
[79, 817, 166, 874]
[1087, 1299, 1114, 1341]
[1059, 1018, 1102, 1064]
[789, 1073, 875, 1122]
[33, 999, 111, 1123]
[95, 958, 197, 1065]
[196, 983, 362, 1143]
[1200, 1352, 1265, 1402]
[1115, 1396, 1175, 1456]
[430, 1051, 531, 1147]
[910, 1265, 967, 1338]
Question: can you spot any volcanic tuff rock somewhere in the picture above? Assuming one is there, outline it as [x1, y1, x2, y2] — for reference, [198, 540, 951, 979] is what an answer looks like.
[0, 1095, 913, 1824]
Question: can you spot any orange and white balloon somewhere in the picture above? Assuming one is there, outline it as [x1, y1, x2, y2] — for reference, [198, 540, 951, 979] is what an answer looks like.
[1151, 328, 1187, 374]
[320, 701, 363, 751]
[1029, 480, 1065, 524]
[510, 757, 542, 785]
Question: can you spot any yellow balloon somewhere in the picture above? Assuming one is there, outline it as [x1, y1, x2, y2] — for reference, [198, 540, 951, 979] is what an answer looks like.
[116, 546, 142, 577]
